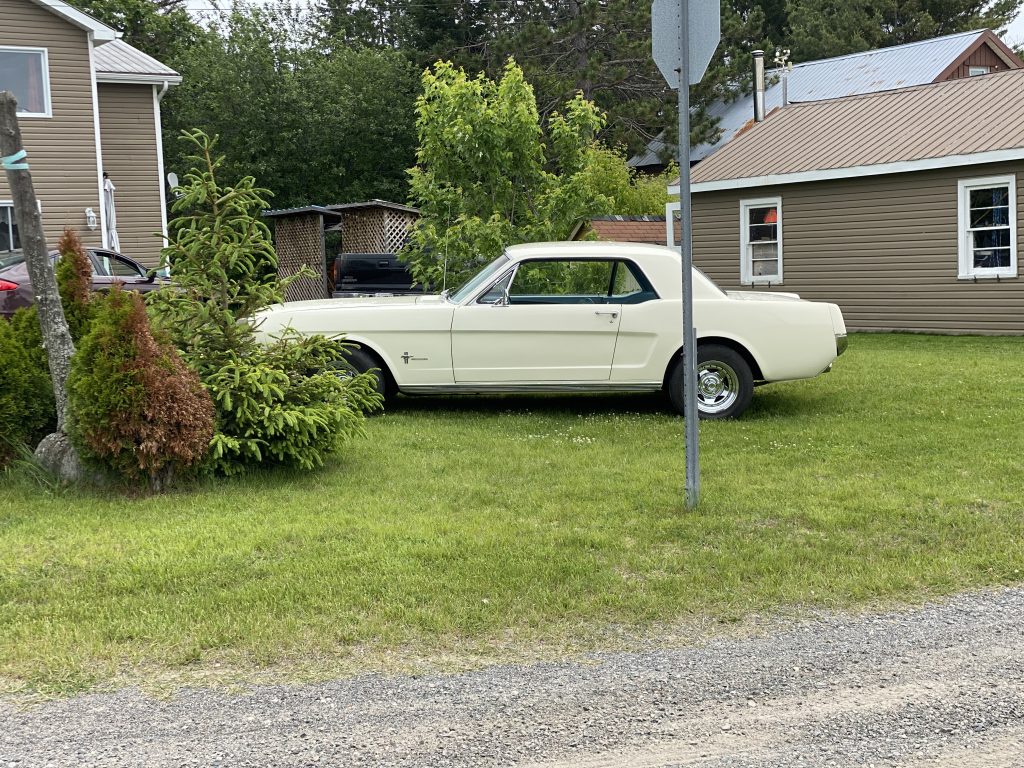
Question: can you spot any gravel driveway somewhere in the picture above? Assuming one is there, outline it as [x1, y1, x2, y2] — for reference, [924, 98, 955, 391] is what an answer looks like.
[2, 587, 1022, 767]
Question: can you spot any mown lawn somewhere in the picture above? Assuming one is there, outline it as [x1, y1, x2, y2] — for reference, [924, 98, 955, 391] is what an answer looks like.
[1, 333, 1023, 695]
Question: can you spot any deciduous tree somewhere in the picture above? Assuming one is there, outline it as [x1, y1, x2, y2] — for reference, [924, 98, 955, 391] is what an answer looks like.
[404, 60, 673, 290]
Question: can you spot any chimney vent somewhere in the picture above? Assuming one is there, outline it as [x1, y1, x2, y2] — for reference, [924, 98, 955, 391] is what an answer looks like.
[752, 50, 766, 122]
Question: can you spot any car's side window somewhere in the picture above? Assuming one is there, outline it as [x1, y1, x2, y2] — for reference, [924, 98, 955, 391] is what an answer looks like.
[90, 251, 146, 279]
[478, 270, 514, 304]
[108, 255, 146, 278]
[508, 259, 614, 304]
[610, 260, 659, 304]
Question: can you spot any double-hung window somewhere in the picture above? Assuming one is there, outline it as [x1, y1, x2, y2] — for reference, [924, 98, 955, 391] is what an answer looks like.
[740, 197, 782, 284]
[0, 203, 20, 253]
[957, 175, 1017, 279]
[0, 47, 51, 117]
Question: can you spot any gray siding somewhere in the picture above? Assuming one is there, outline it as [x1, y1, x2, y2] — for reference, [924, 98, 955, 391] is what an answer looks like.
[692, 161, 1024, 334]
[98, 83, 164, 267]
[0, 0, 102, 249]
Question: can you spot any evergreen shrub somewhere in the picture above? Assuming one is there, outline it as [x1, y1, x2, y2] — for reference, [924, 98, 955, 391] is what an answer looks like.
[67, 287, 215, 489]
[0, 320, 54, 467]
[149, 130, 382, 475]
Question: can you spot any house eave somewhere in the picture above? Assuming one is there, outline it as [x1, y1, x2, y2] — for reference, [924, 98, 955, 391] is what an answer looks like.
[95, 72, 183, 86]
[28, 0, 118, 41]
[666, 147, 1024, 195]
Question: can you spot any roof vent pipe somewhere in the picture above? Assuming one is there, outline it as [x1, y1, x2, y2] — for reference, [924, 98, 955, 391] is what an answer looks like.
[752, 50, 766, 122]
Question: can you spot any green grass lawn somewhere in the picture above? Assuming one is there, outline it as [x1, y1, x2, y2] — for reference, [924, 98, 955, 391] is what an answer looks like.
[2, 333, 1023, 695]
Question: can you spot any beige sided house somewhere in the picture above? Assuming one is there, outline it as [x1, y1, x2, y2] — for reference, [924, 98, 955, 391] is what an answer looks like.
[668, 69, 1024, 335]
[0, 0, 180, 268]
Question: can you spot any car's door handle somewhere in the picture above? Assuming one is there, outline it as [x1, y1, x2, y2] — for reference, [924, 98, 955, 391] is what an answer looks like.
[594, 310, 619, 319]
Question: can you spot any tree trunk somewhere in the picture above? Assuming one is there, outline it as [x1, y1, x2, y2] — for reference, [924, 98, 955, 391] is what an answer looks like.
[0, 91, 82, 479]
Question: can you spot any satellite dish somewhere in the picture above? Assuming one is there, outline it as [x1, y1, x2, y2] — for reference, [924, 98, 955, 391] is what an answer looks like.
[167, 172, 179, 190]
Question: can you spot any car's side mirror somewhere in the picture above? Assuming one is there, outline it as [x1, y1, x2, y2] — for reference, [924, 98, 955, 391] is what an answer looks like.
[493, 287, 510, 307]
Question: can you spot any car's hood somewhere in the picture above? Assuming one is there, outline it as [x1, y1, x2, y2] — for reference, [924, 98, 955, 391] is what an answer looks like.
[262, 294, 445, 314]
[726, 290, 802, 302]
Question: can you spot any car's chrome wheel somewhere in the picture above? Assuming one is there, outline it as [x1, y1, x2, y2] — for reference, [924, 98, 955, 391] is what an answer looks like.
[696, 359, 740, 415]
[666, 343, 754, 420]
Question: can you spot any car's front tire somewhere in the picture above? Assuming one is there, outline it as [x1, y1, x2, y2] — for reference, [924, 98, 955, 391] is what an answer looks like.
[668, 343, 754, 420]
[337, 347, 390, 401]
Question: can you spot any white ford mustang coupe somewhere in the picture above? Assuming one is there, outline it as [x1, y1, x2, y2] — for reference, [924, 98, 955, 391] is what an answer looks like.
[254, 242, 847, 419]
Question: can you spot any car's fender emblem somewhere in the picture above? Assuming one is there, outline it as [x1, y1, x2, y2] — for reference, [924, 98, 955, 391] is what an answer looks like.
[401, 352, 428, 364]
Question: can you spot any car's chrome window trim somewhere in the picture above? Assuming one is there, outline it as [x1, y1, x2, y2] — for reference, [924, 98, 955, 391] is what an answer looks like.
[468, 256, 660, 306]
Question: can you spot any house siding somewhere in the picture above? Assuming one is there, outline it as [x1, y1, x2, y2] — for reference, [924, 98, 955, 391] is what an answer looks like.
[0, 0, 101, 248]
[692, 161, 1024, 335]
[97, 83, 164, 267]
[945, 44, 1012, 79]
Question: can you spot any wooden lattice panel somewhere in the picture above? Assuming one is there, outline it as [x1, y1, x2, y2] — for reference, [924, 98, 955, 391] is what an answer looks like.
[275, 214, 329, 302]
[341, 208, 417, 254]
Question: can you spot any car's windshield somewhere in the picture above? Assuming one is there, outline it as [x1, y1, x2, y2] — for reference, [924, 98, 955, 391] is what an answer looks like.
[447, 254, 511, 304]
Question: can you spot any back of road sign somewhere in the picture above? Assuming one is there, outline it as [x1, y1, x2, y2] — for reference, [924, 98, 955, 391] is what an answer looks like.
[652, 0, 721, 89]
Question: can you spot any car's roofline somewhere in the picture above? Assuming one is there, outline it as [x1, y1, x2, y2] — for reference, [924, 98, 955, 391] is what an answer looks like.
[505, 241, 677, 260]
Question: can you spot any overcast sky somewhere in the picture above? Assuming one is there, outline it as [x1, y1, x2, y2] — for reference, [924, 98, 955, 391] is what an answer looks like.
[183, 1, 1024, 47]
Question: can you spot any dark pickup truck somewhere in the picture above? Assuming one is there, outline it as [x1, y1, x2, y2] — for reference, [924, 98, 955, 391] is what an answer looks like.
[331, 253, 424, 298]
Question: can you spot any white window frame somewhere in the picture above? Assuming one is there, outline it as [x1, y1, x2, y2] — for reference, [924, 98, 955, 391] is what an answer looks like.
[1, 201, 19, 253]
[740, 196, 783, 285]
[957, 175, 1017, 280]
[0, 46, 52, 118]
[968, 65, 991, 77]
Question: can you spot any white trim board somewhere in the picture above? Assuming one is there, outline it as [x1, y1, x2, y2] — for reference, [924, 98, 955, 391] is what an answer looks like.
[88, 37, 107, 248]
[668, 147, 1024, 195]
[152, 84, 169, 257]
[27, 0, 118, 41]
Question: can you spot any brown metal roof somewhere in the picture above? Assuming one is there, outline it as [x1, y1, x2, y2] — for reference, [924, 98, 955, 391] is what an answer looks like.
[689, 68, 1024, 188]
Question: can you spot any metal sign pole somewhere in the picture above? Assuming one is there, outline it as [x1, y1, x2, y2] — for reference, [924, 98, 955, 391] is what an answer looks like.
[677, 0, 700, 509]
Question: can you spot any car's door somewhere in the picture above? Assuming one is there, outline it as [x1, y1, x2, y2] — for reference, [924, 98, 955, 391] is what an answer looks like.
[451, 258, 622, 382]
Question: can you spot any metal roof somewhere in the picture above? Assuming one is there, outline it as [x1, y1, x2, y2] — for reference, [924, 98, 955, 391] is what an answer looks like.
[262, 205, 345, 219]
[324, 199, 420, 215]
[93, 39, 181, 85]
[687, 68, 1024, 188]
[635, 29, 1010, 168]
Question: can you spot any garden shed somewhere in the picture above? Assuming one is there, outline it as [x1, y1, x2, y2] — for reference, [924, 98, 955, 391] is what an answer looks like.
[264, 200, 419, 302]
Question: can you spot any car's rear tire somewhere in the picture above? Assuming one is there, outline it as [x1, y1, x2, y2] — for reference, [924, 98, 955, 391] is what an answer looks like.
[667, 344, 754, 420]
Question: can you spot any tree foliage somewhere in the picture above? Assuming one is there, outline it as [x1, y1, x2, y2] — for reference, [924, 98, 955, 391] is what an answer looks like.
[403, 60, 673, 290]
[66, 287, 214, 490]
[0, 229, 100, 464]
[158, 7, 419, 209]
[787, 0, 1021, 61]
[148, 130, 381, 475]
[0, 320, 54, 467]
[69, 0, 203, 66]
[54, 227, 95, 342]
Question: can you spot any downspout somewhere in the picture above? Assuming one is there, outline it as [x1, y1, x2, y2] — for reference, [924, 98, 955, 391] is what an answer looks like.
[157, 80, 170, 102]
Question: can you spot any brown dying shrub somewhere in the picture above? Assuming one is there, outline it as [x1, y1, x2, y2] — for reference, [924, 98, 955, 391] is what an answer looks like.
[54, 227, 95, 341]
[66, 287, 215, 490]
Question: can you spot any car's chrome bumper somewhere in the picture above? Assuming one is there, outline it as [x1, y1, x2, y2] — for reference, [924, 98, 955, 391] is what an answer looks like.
[836, 333, 848, 357]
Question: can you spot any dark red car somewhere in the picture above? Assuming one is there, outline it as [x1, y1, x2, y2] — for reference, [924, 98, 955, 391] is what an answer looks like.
[0, 249, 162, 319]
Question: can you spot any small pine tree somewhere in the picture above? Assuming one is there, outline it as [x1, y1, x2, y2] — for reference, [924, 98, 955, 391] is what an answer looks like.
[66, 287, 215, 490]
[148, 130, 381, 475]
